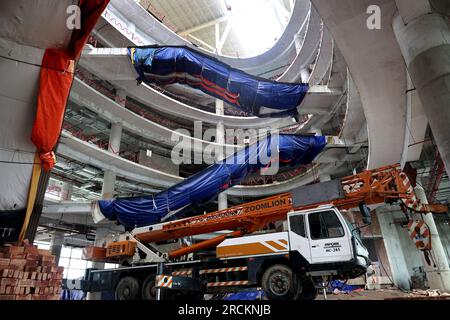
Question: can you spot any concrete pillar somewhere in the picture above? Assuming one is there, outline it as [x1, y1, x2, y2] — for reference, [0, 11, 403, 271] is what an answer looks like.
[109, 123, 122, 155]
[218, 192, 228, 211]
[377, 211, 412, 290]
[300, 68, 310, 83]
[101, 170, 117, 200]
[216, 99, 227, 210]
[61, 182, 73, 201]
[413, 183, 450, 292]
[101, 90, 125, 199]
[50, 232, 64, 265]
[393, 13, 450, 177]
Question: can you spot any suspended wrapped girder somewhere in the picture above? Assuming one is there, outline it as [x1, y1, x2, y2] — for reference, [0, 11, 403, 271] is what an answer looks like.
[128, 46, 309, 118]
[96, 135, 326, 229]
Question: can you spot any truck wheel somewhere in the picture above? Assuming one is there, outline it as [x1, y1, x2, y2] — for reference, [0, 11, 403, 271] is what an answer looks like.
[296, 279, 318, 300]
[262, 264, 299, 300]
[141, 274, 157, 300]
[115, 276, 140, 300]
[141, 274, 172, 300]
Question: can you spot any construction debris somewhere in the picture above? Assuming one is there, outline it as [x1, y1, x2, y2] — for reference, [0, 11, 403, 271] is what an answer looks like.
[385, 289, 450, 300]
[408, 289, 450, 297]
[0, 241, 64, 300]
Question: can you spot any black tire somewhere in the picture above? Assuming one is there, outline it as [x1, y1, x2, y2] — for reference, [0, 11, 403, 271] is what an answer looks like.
[261, 264, 299, 301]
[115, 276, 140, 300]
[296, 278, 318, 300]
[141, 274, 157, 300]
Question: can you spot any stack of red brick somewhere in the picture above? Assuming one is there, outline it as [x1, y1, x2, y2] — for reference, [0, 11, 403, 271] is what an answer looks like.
[0, 241, 64, 300]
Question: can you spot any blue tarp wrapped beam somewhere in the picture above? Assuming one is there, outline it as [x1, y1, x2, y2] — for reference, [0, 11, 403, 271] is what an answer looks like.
[128, 46, 309, 118]
[96, 135, 326, 230]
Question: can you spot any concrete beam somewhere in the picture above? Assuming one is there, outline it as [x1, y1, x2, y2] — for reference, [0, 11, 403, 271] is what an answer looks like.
[43, 202, 91, 215]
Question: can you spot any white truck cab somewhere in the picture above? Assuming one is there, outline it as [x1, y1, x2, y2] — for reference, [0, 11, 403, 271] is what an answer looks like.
[288, 206, 369, 272]
[217, 205, 370, 280]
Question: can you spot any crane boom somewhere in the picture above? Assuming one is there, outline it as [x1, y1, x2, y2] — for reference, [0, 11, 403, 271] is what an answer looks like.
[130, 164, 447, 259]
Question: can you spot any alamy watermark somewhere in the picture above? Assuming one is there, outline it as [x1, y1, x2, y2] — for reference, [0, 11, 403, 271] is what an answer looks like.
[66, 5, 81, 30]
[171, 122, 280, 175]
[367, 5, 381, 30]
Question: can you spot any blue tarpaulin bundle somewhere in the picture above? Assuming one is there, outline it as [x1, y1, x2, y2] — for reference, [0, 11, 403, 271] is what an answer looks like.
[329, 280, 358, 293]
[128, 46, 309, 118]
[61, 289, 86, 300]
[224, 290, 265, 300]
[97, 135, 326, 230]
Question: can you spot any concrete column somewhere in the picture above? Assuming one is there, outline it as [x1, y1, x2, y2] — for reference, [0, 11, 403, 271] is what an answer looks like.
[393, 12, 450, 177]
[109, 123, 122, 155]
[216, 99, 227, 210]
[50, 232, 64, 265]
[101, 90, 125, 199]
[377, 211, 412, 290]
[101, 170, 117, 200]
[413, 183, 450, 292]
[61, 182, 73, 201]
[218, 192, 228, 211]
[300, 68, 310, 83]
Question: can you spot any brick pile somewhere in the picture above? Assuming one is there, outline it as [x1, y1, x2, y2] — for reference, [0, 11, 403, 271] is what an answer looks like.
[0, 241, 64, 300]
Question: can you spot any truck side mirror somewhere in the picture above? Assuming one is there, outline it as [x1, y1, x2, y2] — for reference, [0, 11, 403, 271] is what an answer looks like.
[359, 202, 372, 225]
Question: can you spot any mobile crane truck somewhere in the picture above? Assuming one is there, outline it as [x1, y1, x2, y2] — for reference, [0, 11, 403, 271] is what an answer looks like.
[66, 164, 447, 300]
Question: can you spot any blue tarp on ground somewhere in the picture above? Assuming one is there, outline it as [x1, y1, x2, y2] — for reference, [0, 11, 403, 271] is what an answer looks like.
[98, 135, 326, 230]
[61, 289, 86, 300]
[329, 280, 358, 293]
[128, 46, 309, 118]
[224, 290, 266, 300]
